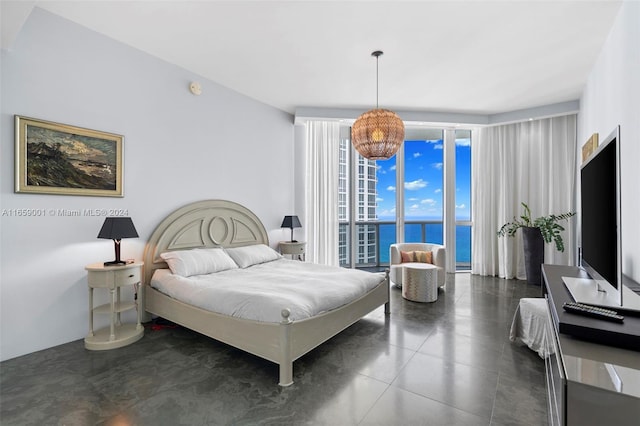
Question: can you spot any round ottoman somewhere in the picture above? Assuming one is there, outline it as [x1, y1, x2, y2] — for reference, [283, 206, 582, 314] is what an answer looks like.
[402, 263, 438, 302]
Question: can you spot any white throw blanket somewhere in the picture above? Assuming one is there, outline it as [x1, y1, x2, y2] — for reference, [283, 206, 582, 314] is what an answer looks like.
[509, 298, 555, 358]
[151, 258, 385, 323]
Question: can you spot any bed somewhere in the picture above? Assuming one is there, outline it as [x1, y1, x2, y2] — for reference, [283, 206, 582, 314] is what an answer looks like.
[143, 199, 390, 386]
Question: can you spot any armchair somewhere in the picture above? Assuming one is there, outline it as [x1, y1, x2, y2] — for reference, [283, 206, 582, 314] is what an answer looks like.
[389, 243, 446, 288]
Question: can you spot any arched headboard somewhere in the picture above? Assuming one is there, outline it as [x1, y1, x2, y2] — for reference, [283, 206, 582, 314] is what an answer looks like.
[143, 199, 269, 285]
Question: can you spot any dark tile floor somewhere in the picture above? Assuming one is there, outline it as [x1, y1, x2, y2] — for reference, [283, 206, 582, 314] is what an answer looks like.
[0, 273, 547, 425]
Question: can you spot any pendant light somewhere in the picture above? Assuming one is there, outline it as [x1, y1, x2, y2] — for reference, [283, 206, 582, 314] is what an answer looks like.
[351, 51, 405, 160]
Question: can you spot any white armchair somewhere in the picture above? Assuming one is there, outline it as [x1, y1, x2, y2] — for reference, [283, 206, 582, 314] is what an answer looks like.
[390, 243, 446, 288]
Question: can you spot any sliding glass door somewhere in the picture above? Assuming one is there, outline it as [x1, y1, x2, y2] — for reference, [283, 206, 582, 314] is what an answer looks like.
[339, 125, 472, 271]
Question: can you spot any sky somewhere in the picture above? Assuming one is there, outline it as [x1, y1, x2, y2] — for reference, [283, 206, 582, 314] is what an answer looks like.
[375, 138, 471, 221]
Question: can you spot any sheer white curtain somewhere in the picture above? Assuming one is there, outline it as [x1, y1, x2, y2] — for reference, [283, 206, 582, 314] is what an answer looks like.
[304, 121, 339, 266]
[472, 115, 577, 279]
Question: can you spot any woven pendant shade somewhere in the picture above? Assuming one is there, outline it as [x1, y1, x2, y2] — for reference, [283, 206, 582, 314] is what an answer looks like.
[351, 51, 404, 160]
[352, 108, 405, 160]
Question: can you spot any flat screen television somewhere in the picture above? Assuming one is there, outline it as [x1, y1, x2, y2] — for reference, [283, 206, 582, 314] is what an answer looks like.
[562, 125, 640, 312]
[581, 126, 622, 295]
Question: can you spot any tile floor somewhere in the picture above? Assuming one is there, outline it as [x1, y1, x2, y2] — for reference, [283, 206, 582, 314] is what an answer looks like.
[0, 273, 547, 425]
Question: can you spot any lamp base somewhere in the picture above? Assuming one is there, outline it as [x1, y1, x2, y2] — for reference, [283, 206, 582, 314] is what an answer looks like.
[103, 260, 127, 266]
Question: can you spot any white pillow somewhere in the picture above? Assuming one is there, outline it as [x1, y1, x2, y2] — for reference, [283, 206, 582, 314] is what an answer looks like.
[225, 244, 282, 268]
[160, 248, 238, 277]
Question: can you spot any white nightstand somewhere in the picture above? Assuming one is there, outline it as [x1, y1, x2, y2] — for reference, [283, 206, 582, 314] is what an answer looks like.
[279, 241, 306, 261]
[84, 261, 144, 350]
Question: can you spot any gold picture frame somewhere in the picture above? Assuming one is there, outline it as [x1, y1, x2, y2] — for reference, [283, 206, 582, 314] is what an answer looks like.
[582, 133, 599, 163]
[15, 115, 123, 197]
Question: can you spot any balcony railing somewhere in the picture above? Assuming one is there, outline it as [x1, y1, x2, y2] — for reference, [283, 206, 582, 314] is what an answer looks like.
[339, 220, 471, 271]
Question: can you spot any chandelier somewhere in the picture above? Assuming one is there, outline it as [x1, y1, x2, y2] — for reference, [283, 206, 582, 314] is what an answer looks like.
[351, 51, 405, 160]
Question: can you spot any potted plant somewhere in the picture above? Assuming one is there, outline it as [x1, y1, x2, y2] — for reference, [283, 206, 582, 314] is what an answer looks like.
[497, 202, 575, 285]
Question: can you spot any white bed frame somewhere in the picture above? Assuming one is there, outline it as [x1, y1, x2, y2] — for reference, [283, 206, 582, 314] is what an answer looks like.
[143, 199, 390, 386]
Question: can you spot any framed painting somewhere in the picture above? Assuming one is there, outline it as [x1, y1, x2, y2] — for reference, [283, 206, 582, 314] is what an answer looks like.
[581, 133, 598, 163]
[15, 116, 123, 197]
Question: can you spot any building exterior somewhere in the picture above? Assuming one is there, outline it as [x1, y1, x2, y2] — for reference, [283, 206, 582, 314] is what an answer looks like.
[338, 137, 378, 267]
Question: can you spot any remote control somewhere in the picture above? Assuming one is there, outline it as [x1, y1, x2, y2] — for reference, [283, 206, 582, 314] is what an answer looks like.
[563, 302, 624, 323]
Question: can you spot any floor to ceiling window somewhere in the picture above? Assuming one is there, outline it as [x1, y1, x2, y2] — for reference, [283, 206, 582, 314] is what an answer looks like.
[455, 129, 472, 271]
[372, 146, 397, 266]
[339, 127, 386, 268]
[339, 125, 472, 271]
[338, 135, 350, 266]
[402, 129, 445, 248]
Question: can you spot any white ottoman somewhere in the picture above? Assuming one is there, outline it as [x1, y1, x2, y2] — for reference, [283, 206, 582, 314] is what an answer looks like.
[402, 263, 438, 302]
[509, 298, 554, 358]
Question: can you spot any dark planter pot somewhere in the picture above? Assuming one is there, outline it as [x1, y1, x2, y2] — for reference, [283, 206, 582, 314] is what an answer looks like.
[522, 227, 544, 285]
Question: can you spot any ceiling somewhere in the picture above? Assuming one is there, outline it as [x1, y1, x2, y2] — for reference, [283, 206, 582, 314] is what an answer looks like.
[2, 1, 623, 117]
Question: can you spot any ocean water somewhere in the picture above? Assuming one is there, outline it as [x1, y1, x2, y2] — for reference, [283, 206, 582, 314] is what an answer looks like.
[378, 223, 471, 265]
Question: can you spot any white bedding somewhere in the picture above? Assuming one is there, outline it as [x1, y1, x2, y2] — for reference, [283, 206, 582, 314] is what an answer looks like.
[509, 298, 555, 358]
[151, 258, 385, 323]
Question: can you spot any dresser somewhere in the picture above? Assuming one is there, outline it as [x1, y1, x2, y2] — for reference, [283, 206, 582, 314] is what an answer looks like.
[542, 264, 640, 426]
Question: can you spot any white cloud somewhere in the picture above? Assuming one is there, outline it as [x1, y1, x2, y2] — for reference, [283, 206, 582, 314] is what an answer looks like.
[433, 143, 443, 150]
[408, 197, 419, 201]
[413, 152, 422, 158]
[387, 185, 396, 192]
[421, 198, 436, 206]
[456, 204, 466, 209]
[456, 138, 471, 147]
[390, 165, 396, 171]
[410, 204, 420, 210]
[434, 188, 442, 193]
[433, 162, 443, 170]
[404, 179, 427, 190]
[376, 197, 384, 202]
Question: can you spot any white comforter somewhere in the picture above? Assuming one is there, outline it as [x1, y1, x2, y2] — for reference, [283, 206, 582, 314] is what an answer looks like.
[151, 258, 385, 323]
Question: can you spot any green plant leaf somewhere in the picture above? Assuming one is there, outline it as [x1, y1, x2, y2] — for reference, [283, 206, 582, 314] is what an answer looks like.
[497, 203, 575, 252]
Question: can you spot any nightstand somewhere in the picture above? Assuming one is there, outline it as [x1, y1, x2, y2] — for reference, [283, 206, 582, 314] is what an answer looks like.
[84, 261, 144, 350]
[279, 241, 306, 261]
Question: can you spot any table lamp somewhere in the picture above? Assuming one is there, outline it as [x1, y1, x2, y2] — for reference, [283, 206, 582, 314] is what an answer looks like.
[98, 217, 139, 266]
[280, 215, 301, 242]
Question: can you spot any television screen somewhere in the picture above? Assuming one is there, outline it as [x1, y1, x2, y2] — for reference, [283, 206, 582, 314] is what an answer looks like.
[580, 126, 621, 291]
[566, 125, 640, 312]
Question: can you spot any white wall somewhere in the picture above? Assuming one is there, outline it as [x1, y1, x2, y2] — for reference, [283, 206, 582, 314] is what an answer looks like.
[0, 8, 294, 361]
[578, 1, 640, 284]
